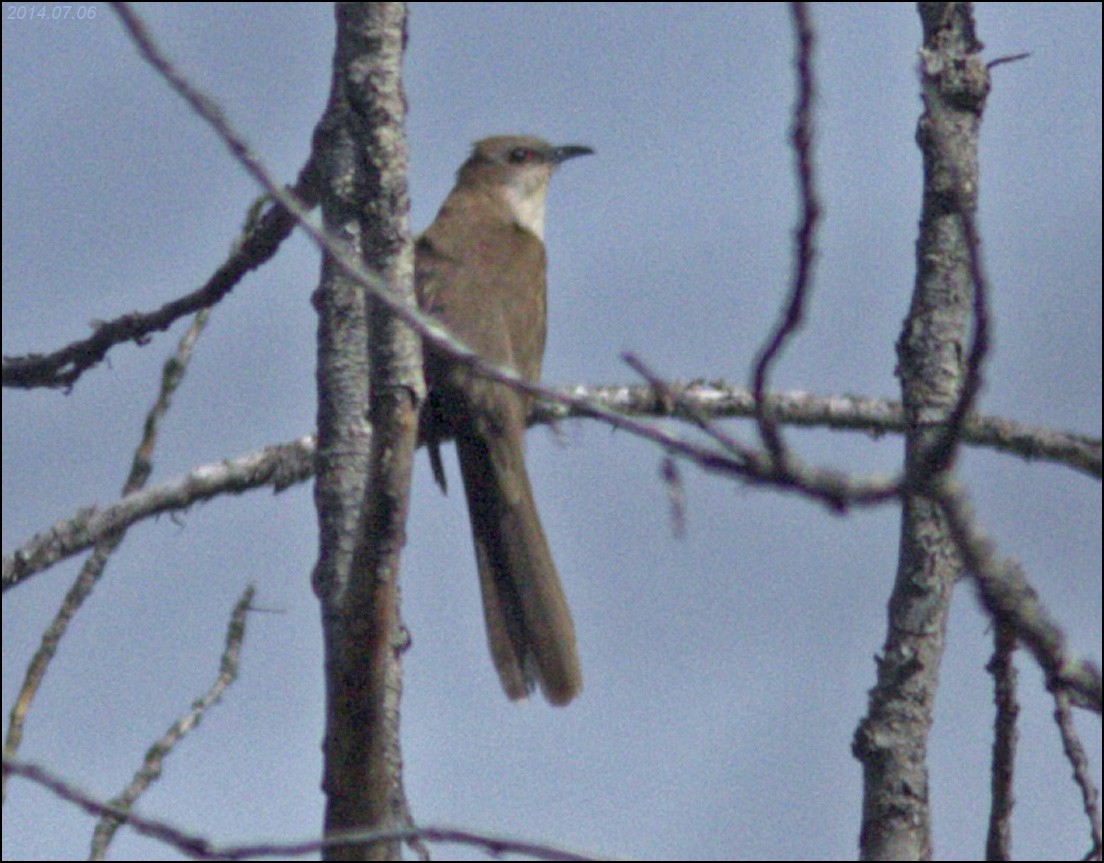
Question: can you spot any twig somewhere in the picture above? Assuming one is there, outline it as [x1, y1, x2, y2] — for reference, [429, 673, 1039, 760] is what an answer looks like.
[1053, 690, 1103, 859]
[4, 309, 212, 800]
[935, 478, 1102, 713]
[985, 623, 1019, 861]
[987, 52, 1031, 70]
[89, 585, 256, 859]
[3, 757, 619, 862]
[1, 188, 309, 390]
[7, 386, 1099, 591]
[751, 2, 821, 467]
[3, 435, 315, 591]
[621, 353, 756, 464]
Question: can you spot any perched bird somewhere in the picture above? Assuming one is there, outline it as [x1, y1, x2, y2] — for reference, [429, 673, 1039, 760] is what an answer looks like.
[416, 135, 592, 705]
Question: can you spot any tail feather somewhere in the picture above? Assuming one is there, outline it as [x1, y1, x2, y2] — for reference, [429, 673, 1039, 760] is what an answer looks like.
[455, 428, 581, 705]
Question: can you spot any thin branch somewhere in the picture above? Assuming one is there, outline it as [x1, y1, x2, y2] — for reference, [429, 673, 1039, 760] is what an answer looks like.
[750, 2, 821, 467]
[3, 435, 315, 592]
[622, 353, 757, 466]
[987, 51, 1031, 70]
[935, 478, 1102, 714]
[89, 584, 255, 860]
[1053, 690, 1104, 860]
[1, 184, 310, 391]
[985, 623, 1019, 861]
[534, 383, 1101, 478]
[660, 456, 687, 538]
[3, 309, 212, 800]
[3, 757, 617, 862]
[5, 386, 1098, 591]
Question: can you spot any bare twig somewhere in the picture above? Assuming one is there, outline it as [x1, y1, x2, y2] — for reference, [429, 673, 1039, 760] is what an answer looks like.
[3, 309, 212, 800]
[622, 353, 756, 465]
[750, 2, 821, 468]
[3, 757, 617, 862]
[3, 435, 315, 592]
[1053, 690, 1104, 860]
[6, 386, 1098, 591]
[985, 623, 1019, 861]
[660, 457, 687, 538]
[936, 479, 1102, 714]
[987, 51, 1031, 70]
[89, 584, 255, 859]
[1, 184, 310, 391]
[534, 383, 1101, 478]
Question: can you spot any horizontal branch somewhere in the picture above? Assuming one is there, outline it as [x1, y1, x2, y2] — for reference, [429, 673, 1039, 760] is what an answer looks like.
[534, 383, 1101, 478]
[5, 386, 1097, 591]
[3, 436, 315, 591]
[3, 756, 612, 862]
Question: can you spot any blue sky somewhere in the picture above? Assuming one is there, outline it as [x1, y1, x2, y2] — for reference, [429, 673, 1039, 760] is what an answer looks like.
[3, 4, 1100, 860]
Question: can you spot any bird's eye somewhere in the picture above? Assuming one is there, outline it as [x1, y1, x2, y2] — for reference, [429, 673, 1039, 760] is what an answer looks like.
[508, 147, 536, 164]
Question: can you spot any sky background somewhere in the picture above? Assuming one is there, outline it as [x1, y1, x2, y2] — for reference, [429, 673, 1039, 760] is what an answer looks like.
[2, 3, 1101, 860]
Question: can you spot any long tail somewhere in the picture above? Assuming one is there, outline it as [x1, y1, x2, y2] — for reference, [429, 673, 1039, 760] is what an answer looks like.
[455, 425, 581, 705]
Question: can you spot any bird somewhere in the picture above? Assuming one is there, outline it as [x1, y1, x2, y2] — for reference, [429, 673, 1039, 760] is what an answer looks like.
[416, 135, 592, 705]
